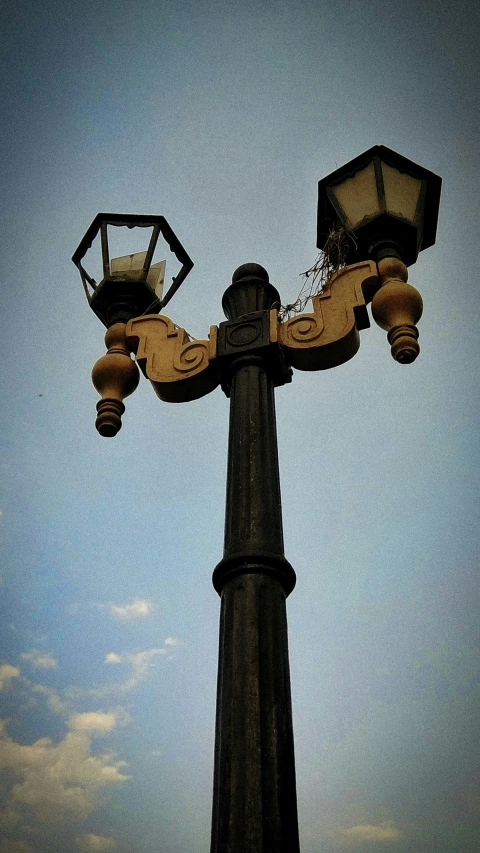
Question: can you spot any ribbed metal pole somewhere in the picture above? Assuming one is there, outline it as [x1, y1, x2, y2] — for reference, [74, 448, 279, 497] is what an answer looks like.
[211, 264, 300, 853]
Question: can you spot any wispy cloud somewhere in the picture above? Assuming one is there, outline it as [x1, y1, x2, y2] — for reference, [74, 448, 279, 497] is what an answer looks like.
[104, 648, 166, 691]
[61, 643, 176, 705]
[102, 639, 181, 690]
[75, 833, 116, 851]
[20, 650, 58, 669]
[0, 664, 20, 690]
[106, 599, 154, 620]
[150, 748, 163, 758]
[338, 821, 402, 846]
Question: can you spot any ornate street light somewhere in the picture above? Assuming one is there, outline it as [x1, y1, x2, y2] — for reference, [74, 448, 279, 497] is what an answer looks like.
[74, 146, 441, 853]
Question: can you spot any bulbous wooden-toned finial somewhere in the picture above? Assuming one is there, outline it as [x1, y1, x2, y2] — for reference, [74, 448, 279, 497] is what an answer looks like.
[371, 257, 423, 364]
[91, 323, 140, 437]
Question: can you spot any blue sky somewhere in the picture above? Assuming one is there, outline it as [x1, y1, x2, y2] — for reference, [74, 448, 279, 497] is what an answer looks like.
[0, 1, 479, 852]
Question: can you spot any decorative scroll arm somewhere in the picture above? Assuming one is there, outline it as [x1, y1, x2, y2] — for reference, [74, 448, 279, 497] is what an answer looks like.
[126, 314, 219, 403]
[277, 260, 380, 370]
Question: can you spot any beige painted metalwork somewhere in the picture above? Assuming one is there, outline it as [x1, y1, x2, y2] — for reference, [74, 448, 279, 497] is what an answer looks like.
[90, 258, 424, 433]
[276, 260, 379, 370]
[371, 256, 423, 364]
[91, 322, 140, 437]
[126, 314, 219, 402]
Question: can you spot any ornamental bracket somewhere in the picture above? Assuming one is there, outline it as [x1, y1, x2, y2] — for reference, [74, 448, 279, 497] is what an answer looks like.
[92, 259, 423, 435]
[126, 315, 219, 403]
[276, 260, 380, 370]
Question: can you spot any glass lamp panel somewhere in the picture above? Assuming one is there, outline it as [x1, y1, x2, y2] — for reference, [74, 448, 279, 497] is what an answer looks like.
[330, 161, 379, 230]
[147, 259, 165, 299]
[111, 250, 148, 273]
[381, 162, 422, 223]
[110, 252, 165, 299]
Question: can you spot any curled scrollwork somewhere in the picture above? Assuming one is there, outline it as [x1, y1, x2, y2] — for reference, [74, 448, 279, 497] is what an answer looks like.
[174, 339, 209, 373]
[126, 314, 218, 402]
[284, 314, 323, 344]
[277, 261, 379, 371]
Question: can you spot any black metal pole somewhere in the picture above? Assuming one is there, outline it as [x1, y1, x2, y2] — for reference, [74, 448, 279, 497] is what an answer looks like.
[211, 265, 300, 853]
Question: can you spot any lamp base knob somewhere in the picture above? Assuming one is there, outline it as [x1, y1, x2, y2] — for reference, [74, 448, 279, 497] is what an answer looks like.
[371, 258, 423, 364]
[91, 322, 139, 437]
[388, 324, 420, 364]
[95, 398, 126, 437]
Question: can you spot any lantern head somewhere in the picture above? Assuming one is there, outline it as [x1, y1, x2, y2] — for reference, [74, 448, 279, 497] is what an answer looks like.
[72, 213, 193, 327]
[317, 145, 441, 267]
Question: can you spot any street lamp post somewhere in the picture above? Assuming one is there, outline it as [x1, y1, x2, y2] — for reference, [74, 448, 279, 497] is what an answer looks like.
[73, 146, 441, 853]
[211, 264, 299, 853]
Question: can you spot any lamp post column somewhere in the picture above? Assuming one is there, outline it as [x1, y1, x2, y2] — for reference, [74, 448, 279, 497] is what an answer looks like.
[211, 265, 300, 853]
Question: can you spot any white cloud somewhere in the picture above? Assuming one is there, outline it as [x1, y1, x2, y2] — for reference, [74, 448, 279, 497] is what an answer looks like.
[339, 821, 402, 846]
[0, 718, 129, 825]
[104, 653, 122, 664]
[63, 647, 167, 705]
[107, 599, 154, 620]
[75, 833, 117, 851]
[21, 650, 58, 670]
[104, 648, 166, 692]
[69, 712, 118, 734]
[164, 637, 181, 647]
[0, 664, 20, 689]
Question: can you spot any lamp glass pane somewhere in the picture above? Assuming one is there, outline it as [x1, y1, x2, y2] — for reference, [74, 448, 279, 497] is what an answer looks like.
[331, 161, 378, 230]
[111, 250, 148, 273]
[381, 162, 422, 223]
[110, 252, 165, 299]
[147, 260, 166, 299]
